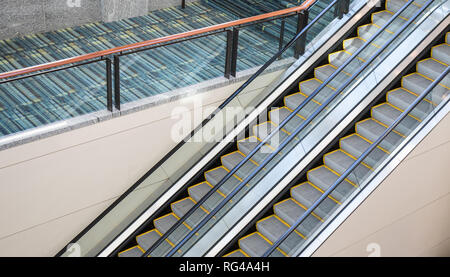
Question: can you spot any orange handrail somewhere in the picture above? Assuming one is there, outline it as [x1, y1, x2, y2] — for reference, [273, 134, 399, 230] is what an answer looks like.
[0, 0, 316, 80]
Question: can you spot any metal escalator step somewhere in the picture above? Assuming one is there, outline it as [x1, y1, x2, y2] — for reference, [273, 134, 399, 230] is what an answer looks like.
[386, 0, 423, 18]
[324, 149, 373, 185]
[257, 215, 305, 254]
[221, 151, 259, 180]
[432, 44, 450, 65]
[274, 198, 321, 237]
[387, 88, 435, 121]
[171, 197, 208, 227]
[291, 182, 339, 220]
[417, 58, 450, 88]
[136, 230, 172, 253]
[153, 213, 191, 247]
[118, 246, 144, 257]
[253, 121, 289, 143]
[224, 249, 248, 257]
[340, 134, 389, 168]
[204, 166, 241, 196]
[239, 232, 285, 257]
[315, 64, 336, 82]
[343, 37, 365, 55]
[372, 103, 420, 136]
[269, 107, 305, 134]
[356, 118, 404, 152]
[307, 166, 356, 202]
[357, 23, 392, 47]
[299, 78, 335, 103]
[284, 92, 321, 119]
[402, 73, 449, 105]
[238, 136, 272, 165]
[188, 182, 225, 211]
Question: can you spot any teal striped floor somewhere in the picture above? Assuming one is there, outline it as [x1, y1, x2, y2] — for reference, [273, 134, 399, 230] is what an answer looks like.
[0, 0, 333, 137]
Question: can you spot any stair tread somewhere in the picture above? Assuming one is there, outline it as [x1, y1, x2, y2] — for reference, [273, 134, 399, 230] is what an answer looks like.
[239, 232, 285, 257]
[291, 182, 339, 220]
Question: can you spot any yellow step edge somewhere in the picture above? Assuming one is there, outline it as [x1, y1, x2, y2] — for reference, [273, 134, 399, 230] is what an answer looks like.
[223, 249, 250, 257]
[387, 87, 436, 107]
[237, 135, 276, 152]
[339, 133, 390, 155]
[323, 147, 373, 171]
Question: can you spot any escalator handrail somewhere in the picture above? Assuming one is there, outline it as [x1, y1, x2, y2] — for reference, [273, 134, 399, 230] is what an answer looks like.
[145, 0, 418, 257]
[140, 0, 340, 257]
[262, 0, 444, 256]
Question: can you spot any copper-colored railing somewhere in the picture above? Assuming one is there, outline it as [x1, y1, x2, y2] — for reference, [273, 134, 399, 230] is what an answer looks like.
[0, 0, 315, 80]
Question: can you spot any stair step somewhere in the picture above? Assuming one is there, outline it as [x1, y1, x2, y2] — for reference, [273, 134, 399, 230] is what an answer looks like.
[291, 182, 339, 220]
[269, 107, 305, 134]
[356, 118, 404, 152]
[238, 136, 273, 165]
[136, 230, 172, 253]
[340, 134, 389, 168]
[171, 197, 208, 227]
[221, 151, 259, 180]
[274, 198, 321, 237]
[307, 166, 356, 202]
[299, 78, 335, 103]
[224, 249, 248, 257]
[118, 246, 144, 257]
[284, 92, 321, 119]
[324, 149, 373, 184]
[372, 103, 420, 135]
[417, 58, 450, 88]
[402, 73, 449, 106]
[239, 232, 285, 257]
[204, 166, 242, 196]
[387, 88, 435, 120]
[153, 213, 191, 247]
[257, 215, 305, 254]
[386, 0, 423, 18]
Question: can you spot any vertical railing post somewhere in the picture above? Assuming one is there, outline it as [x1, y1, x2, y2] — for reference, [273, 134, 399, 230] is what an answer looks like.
[106, 57, 113, 112]
[294, 10, 308, 59]
[182, 0, 186, 9]
[343, 0, 350, 15]
[113, 55, 121, 110]
[225, 28, 239, 78]
[224, 29, 234, 79]
[231, 28, 239, 77]
[278, 19, 286, 60]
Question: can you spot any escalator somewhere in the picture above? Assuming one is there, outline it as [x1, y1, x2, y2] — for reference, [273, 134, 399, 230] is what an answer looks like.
[117, 0, 444, 257]
[224, 31, 449, 257]
[57, 0, 449, 257]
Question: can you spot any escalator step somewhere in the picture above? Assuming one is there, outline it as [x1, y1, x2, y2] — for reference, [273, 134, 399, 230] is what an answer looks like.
[239, 232, 286, 257]
[340, 134, 389, 168]
[188, 182, 225, 210]
[269, 107, 305, 134]
[356, 118, 404, 152]
[387, 88, 435, 121]
[307, 166, 356, 202]
[290, 182, 339, 220]
[284, 92, 321, 119]
[224, 249, 249, 257]
[431, 44, 450, 65]
[273, 198, 321, 237]
[417, 58, 450, 88]
[371, 103, 420, 135]
[118, 246, 144, 257]
[323, 149, 373, 185]
[402, 73, 449, 105]
[221, 151, 259, 179]
[136, 230, 172, 253]
[204, 166, 242, 196]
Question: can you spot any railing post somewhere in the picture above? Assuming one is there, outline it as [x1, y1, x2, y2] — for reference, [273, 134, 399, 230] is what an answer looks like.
[106, 57, 113, 112]
[182, 0, 186, 9]
[225, 28, 239, 78]
[113, 55, 121, 110]
[294, 10, 308, 59]
[224, 30, 233, 79]
[343, 0, 350, 15]
[278, 19, 286, 60]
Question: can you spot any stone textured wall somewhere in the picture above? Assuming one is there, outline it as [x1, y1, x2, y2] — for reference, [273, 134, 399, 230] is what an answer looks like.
[0, 0, 195, 40]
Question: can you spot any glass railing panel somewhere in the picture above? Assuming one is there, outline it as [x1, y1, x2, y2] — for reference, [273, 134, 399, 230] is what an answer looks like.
[0, 60, 109, 138]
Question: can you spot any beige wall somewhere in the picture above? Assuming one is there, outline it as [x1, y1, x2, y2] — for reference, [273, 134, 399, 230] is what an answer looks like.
[313, 111, 450, 257]
[0, 70, 283, 257]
